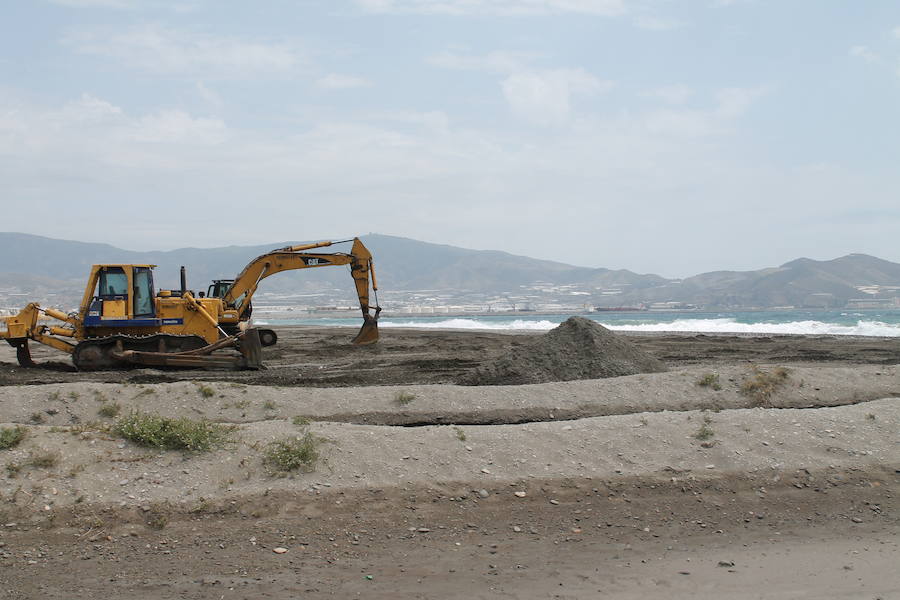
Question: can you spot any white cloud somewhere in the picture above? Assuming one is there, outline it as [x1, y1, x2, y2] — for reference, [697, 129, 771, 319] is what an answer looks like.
[49, 0, 137, 7]
[641, 84, 692, 104]
[315, 74, 372, 90]
[714, 86, 766, 118]
[127, 110, 227, 144]
[501, 68, 612, 125]
[427, 50, 534, 73]
[194, 81, 223, 108]
[849, 45, 879, 63]
[633, 15, 684, 31]
[429, 50, 612, 125]
[355, 0, 626, 16]
[62, 25, 300, 77]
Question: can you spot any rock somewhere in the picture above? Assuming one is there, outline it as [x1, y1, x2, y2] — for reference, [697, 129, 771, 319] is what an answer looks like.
[549, 499, 559, 505]
[273, 547, 288, 554]
[718, 560, 735, 567]
[512, 526, 522, 533]
[416, 528, 431, 533]
[480, 468, 491, 474]
[478, 489, 489, 498]
[851, 517, 863, 523]
[513, 491, 527, 498]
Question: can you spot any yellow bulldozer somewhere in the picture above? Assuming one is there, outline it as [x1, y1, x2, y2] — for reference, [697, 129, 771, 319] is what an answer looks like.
[0, 237, 380, 370]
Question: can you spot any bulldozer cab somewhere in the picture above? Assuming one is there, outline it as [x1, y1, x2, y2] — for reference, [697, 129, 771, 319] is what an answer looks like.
[84, 265, 157, 323]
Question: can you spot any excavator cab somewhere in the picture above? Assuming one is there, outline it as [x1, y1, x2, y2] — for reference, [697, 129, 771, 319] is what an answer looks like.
[207, 279, 233, 299]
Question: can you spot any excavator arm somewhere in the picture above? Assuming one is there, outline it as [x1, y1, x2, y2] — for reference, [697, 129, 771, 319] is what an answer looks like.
[221, 237, 381, 345]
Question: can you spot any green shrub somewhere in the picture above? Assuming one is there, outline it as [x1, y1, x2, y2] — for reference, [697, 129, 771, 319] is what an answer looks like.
[0, 426, 26, 450]
[114, 411, 233, 451]
[394, 391, 416, 406]
[28, 449, 60, 468]
[291, 416, 311, 427]
[97, 402, 121, 418]
[263, 432, 324, 474]
[196, 384, 215, 398]
[697, 373, 722, 391]
[740, 366, 790, 407]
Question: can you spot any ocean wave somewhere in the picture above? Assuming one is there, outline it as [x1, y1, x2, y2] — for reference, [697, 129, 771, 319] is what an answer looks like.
[379, 317, 900, 336]
[379, 318, 559, 331]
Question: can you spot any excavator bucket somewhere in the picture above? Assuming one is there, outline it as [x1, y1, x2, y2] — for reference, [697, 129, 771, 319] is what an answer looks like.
[351, 315, 380, 345]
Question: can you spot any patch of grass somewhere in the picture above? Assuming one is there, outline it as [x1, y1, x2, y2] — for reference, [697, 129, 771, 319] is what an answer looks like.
[291, 416, 311, 427]
[196, 384, 215, 398]
[224, 398, 250, 410]
[263, 399, 277, 411]
[262, 431, 324, 474]
[693, 413, 715, 441]
[452, 426, 467, 442]
[696, 372, 722, 391]
[393, 391, 416, 406]
[146, 512, 168, 530]
[30, 412, 45, 424]
[5, 462, 21, 478]
[740, 366, 791, 407]
[0, 426, 27, 450]
[48, 390, 60, 401]
[92, 390, 106, 402]
[68, 391, 80, 401]
[114, 411, 234, 452]
[134, 388, 156, 398]
[28, 449, 60, 469]
[97, 402, 121, 419]
[866, 413, 877, 421]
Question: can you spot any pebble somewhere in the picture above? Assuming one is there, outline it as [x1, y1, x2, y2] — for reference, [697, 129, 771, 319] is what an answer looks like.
[512, 526, 522, 533]
[119, 479, 129, 486]
[549, 499, 559, 505]
[513, 491, 527, 498]
[480, 468, 491, 474]
[273, 547, 288, 554]
[851, 517, 863, 524]
[478, 489, 489, 498]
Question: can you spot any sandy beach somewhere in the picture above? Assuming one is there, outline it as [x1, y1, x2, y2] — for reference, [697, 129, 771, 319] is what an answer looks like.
[0, 326, 897, 599]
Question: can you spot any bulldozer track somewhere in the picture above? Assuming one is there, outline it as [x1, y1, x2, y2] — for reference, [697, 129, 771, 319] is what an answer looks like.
[72, 333, 207, 371]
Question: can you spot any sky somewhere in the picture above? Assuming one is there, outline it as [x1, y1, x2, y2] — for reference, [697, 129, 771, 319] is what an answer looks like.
[1, 0, 899, 277]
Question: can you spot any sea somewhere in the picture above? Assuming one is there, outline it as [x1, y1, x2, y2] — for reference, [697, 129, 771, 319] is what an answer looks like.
[253, 309, 900, 337]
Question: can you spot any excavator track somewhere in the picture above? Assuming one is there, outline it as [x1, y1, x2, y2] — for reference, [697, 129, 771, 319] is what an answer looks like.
[72, 333, 207, 371]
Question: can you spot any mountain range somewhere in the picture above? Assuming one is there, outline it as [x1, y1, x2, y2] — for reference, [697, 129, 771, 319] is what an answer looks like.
[1, 232, 898, 310]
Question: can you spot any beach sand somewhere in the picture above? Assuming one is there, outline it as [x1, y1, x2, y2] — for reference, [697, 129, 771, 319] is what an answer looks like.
[0, 327, 897, 598]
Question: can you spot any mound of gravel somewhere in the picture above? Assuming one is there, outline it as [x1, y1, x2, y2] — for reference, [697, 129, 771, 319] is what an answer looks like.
[461, 317, 668, 386]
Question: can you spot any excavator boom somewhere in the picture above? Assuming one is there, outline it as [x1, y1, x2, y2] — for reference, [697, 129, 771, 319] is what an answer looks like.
[220, 237, 380, 345]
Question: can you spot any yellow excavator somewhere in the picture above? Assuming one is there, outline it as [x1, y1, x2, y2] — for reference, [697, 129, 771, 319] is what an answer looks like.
[0, 237, 380, 370]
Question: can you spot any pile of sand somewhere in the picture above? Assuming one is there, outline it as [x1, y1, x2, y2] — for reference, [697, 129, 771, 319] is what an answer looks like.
[461, 316, 668, 385]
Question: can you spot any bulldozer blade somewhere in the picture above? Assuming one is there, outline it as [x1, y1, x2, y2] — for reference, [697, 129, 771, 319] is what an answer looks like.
[238, 328, 264, 369]
[351, 317, 379, 345]
[14, 340, 37, 368]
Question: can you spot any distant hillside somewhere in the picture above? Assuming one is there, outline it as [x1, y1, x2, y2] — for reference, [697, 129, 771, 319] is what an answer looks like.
[0, 232, 898, 309]
[0, 232, 664, 298]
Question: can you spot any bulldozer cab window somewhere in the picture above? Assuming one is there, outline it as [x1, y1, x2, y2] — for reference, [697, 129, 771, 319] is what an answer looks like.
[133, 268, 155, 316]
[99, 267, 127, 297]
